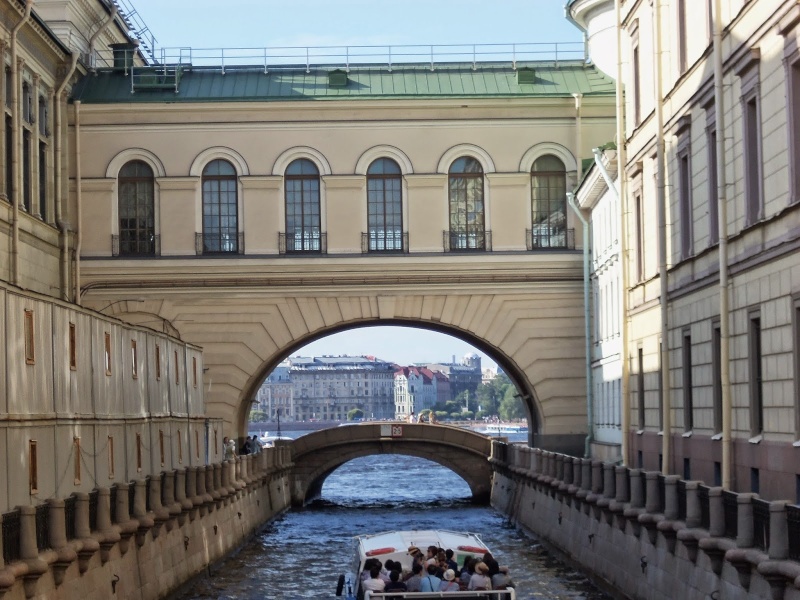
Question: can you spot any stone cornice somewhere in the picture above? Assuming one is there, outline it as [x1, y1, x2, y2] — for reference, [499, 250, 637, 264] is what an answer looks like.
[156, 177, 199, 192]
[321, 175, 366, 189]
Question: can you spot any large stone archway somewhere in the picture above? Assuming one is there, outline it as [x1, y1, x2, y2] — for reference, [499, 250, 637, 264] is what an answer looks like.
[288, 423, 493, 506]
[81, 252, 587, 454]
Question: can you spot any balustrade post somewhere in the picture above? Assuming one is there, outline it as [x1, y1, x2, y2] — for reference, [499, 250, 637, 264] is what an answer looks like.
[74, 492, 91, 538]
[148, 476, 170, 537]
[644, 472, 660, 514]
[736, 493, 757, 549]
[571, 458, 582, 489]
[530, 448, 541, 475]
[615, 467, 629, 503]
[685, 482, 701, 528]
[162, 470, 182, 528]
[133, 479, 154, 546]
[175, 469, 193, 523]
[212, 463, 223, 503]
[708, 487, 725, 537]
[563, 456, 574, 486]
[47, 499, 68, 550]
[602, 463, 615, 499]
[95, 487, 120, 563]
[19, 506, 37, 561]
[768, 501, 789, 560]
[629, 469, 644, 508]
[591, 460, 603, 495]
[664, 475, 680, 520]
[555, 454, 564, 482]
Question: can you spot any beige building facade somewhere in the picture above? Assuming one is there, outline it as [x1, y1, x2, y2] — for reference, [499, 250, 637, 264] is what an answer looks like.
[571, 0, 800, 501]
[69, 44, 617, 451]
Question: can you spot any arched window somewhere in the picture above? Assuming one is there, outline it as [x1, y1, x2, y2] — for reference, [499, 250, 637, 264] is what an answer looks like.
[202, 159, 238, 253]
[118, 160, 155, 256]
[531, 155, 567, 248]
[448, 157, 485, 250]
[285, 159, 321, 253]
[366, 158, 403, 252]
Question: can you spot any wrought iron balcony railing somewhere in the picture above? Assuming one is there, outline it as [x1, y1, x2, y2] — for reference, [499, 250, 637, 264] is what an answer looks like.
[443, 230, 492, 252]
[111, 234, 160, 257]
[526, 227, 575, 250]
[361, 231, 408, 253]
[279, 232, 327, 255]
[195, 232, 244, 255]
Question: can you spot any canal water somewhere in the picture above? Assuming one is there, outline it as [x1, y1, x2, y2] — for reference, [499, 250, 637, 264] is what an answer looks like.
[176, 429, 612, 600]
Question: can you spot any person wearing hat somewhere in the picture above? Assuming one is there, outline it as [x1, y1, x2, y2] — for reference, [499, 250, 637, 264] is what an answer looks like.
[468, 561, 492, 591]
[439, 569, 460, 592]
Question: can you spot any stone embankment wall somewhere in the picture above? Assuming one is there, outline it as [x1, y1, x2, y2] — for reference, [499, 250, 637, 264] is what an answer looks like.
[0, 447, 292, 600]
[490, 442, 800, 600]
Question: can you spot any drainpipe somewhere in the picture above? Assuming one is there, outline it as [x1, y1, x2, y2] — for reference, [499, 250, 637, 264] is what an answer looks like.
[712, 0, 732, 489]
[573, 93, 583, 180]
[614, 0, 630, 467]
[567, 192, 593, 458]
[88, 6, 118, 71]
[74, 100, 82, 304]
[9, 0, 34, 285]
[55, 52, 79, 301]
[654, 0, 671, 474]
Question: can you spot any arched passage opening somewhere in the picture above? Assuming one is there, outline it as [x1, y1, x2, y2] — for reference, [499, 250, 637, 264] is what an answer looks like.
[237, 320, 542, 447]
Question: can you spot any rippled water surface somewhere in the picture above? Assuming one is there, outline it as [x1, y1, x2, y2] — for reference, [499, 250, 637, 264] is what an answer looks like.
[177, 430, 612, 600]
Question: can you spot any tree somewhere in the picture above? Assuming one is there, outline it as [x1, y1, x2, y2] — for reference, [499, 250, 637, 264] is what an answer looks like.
[347, 408, 365, 421]
[498, 386, 526, 420]
[249, 409, 267, 423]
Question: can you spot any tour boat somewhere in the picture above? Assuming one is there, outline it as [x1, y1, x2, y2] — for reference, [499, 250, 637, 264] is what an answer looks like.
[482, 424, 528, 435]
[258, 433, 293, 447]
[336, 529, 515, 599]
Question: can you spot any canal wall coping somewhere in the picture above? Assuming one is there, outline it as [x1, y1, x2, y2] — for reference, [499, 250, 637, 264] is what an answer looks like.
[0, 447, 292, 600]
[490, 441, 800, 600]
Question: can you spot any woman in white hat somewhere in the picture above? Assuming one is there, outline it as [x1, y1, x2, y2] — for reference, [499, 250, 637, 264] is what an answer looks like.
[468, 561, 492, 591]
[439, 569, 460, 592]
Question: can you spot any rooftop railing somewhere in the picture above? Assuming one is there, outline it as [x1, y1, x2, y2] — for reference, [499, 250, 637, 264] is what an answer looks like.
[96, 41, 586, 74]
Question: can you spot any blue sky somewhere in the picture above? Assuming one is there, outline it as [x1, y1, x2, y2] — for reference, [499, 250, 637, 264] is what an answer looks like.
[123, 0, 580, 370]
[127, 1, 582, 51]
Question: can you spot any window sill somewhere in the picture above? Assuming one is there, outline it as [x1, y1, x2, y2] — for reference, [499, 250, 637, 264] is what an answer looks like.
[636, 429, 644, 436]
[748, 434, 763, 445]
[793, 440, 800, 448]
[711, 433, 722, 441]
[682, 431, 693, 438]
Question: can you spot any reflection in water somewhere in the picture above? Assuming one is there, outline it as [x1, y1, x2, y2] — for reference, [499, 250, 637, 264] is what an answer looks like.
[176, 450, 611, 600]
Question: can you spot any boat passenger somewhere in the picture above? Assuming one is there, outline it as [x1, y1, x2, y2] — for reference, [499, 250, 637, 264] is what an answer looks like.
[404, 563, 424, 592]
[384, 570, 408, 595]
[484, 556, 500, 578]
[492, 566, 515, 591]
[425, 545, 439, 566]
[459, 557, 475, 589]
[419, 564, 442, 592]
[440, 569, 460, 592]
[407, 411, 417, 423]
[444, 549, 459, 575]
[468, 562, 493, 591]
[362, 566, 386, 594]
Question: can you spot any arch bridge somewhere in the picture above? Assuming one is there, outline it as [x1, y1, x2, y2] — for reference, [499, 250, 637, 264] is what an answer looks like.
[287, 423, 493, 506]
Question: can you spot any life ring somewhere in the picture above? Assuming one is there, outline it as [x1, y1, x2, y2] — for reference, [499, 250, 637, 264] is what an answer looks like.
[457, 545, 488, 554]
[336, 573, 345, 596]
[365, 547, 395, 557]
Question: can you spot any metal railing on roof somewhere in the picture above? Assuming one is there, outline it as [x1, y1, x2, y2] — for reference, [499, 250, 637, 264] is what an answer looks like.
[96, 41, 585, 74]
[110, 0, 158, 64]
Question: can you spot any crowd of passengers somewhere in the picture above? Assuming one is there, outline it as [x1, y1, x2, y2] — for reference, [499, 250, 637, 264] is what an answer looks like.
[360, 545, 515, 594]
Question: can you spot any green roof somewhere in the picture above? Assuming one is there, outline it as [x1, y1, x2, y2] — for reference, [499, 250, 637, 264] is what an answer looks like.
[72, 61, 615, 104]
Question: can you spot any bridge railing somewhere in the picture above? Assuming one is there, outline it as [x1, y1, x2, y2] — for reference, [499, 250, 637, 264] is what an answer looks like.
[490, 440, 800, 585]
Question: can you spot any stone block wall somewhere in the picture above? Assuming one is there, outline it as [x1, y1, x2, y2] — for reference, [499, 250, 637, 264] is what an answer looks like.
[490, 442, 800, 600]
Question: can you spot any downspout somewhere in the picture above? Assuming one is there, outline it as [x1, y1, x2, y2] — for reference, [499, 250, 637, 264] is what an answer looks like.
[74, 100, 82, 305]
[654, 0, 671, 474]
[9, 0, 34, 285]
[615, 0, 630, 466]
[88, 6, 118, 71]
[713, 0, 732, 489]
[573, 93, 583, 180]
[55, 52, 79, 301]
[567, 192, 592, 458]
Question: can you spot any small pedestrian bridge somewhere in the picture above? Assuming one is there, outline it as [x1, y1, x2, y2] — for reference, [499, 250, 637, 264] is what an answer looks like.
[288, 423, 493, 506]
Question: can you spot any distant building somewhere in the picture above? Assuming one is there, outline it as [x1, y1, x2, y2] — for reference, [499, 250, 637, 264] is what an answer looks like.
[421, 353, 483, 400]
[255, 363, 293, 420]
[286, 356, 396, 421]
[393, 366, 443, 419]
